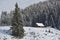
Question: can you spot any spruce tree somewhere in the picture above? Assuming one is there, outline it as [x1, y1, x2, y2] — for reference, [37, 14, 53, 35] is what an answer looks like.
[11, 3, 24, 38]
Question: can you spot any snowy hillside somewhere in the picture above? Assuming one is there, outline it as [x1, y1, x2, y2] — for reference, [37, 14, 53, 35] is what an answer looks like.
[0, 26, 60, 40]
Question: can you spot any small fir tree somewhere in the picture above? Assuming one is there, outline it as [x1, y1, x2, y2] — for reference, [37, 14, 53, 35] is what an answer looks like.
[11, 3, 24, 38]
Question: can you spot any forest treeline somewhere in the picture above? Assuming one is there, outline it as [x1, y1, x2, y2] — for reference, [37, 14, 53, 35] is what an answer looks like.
[0, 0, 60, 29]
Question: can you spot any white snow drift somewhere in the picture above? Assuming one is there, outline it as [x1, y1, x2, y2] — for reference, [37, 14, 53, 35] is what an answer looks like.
[0, 26, 60, 40]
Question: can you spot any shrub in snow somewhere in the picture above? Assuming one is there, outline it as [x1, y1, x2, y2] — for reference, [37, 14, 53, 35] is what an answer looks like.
[3, 36, 7, 40]
[30, 32, 35, 35]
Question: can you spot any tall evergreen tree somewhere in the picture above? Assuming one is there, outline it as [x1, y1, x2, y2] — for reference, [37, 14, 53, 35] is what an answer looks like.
[11, 3, 24, 38]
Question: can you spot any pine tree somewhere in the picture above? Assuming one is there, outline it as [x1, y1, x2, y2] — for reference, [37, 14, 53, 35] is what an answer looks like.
[11, 3, 24, 38]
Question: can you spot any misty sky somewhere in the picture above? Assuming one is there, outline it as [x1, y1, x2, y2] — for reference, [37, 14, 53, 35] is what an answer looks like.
[0, 0, 46, 14]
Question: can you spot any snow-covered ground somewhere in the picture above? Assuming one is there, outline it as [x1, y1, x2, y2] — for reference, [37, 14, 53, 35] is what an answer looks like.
[0, 26, 60, 40]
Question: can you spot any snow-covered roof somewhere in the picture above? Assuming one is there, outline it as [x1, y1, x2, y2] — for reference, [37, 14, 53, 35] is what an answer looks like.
[36, 23, 44, 26]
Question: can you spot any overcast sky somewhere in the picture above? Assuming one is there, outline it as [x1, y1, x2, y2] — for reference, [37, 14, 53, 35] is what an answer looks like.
[0, 0, 46, 14]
